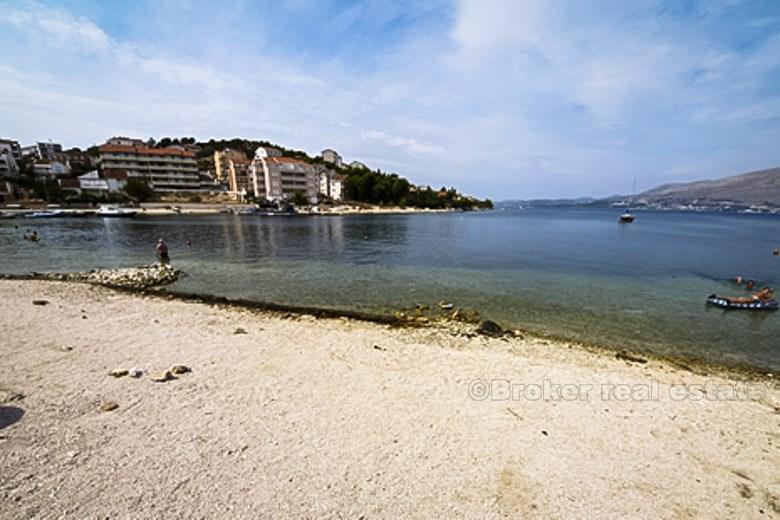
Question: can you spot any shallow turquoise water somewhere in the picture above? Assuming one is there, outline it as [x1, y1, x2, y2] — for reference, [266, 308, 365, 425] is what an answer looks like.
[1, 208, 778, 371]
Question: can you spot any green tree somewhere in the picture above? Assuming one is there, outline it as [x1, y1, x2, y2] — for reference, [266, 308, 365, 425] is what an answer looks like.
[123, 178, 154, 202]
[290, 191, 310, 206]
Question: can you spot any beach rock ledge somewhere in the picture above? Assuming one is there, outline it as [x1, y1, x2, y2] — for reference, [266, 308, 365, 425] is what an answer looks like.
[17, 264, 181, 290]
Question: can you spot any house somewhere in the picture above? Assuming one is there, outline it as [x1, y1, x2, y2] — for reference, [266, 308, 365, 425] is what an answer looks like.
[59, 170, 129, 196]
[106, 136, 146, 147]
[320, 148, 343, 168]
[318, 170, 346, 201]
[97, 140, 200, 191]
[349, 160, 368, 170]
[258, 146, 282, 158]
[32, 160, 70, 178]
[250, 151, 320, 202]
[63, 148, 94, 172]
[77, 170, 108, 192]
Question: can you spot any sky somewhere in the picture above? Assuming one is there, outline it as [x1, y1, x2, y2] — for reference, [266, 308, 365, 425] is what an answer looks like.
[1, 0, 779, 199]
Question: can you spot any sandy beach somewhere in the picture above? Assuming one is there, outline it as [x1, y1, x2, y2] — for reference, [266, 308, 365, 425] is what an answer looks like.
[1, 279, 778, 519]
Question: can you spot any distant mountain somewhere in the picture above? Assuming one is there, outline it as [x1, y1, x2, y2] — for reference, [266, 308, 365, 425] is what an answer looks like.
[637, 168, 780, 207]
[497, 168, 780, 212]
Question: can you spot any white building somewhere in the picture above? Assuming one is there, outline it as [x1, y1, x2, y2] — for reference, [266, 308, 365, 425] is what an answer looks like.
[0, 139, 21, 177]
[106, 136, 146, 147]
[349, 160, 368, 170]
[250, 149, 320, 202]
[319, 170, 346, 201]
[59, 170, 128, 195]
[257, 146, 282, 158]
[0, 154, 17, 177]
[77, 170, 108, 191]
[320, 148, 343, 168]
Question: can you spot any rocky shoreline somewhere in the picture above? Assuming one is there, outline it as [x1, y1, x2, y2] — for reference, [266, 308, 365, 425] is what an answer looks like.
[0, 264, 181, 290]
[0, 265, 775, 381]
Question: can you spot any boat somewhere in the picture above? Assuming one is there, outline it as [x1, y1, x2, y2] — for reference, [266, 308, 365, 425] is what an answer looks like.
[25, 210, 64, 218]
[96, 205, 137, 218]
[258, 208, 296, 216]
[706, 287, 778, 310]
[0, 211, 16, 219]
[618, 176, 638, 223]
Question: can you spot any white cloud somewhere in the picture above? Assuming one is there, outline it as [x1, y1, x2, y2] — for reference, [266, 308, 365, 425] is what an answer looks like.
[132, 55, 229, 91]
[0, 1, 109, 53]
[451, 0, 548, 59]
[362, 130, 443, 156]
[0, 0, 778, 199]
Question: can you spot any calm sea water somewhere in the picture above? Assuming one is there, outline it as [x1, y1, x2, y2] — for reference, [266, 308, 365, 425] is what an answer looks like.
[1, 208, 778, 371]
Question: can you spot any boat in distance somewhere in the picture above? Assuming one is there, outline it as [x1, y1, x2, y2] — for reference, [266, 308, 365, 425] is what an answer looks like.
[97, 204, 138, 218]
[618, 212, 635, 223]
[25, 210, 64, 218]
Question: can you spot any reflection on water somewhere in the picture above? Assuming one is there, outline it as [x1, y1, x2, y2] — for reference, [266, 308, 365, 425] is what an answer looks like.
[1, 209, 778, 371]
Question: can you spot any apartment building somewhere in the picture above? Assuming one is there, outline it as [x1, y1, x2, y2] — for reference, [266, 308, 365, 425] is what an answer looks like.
[250, 151, 319, 202]
[319, 170, 346, 201]
[97, 142, 200, 191]
[214, 149, 247, 184]
[22, 141, 64, 160]
[0, 139, 21, 177]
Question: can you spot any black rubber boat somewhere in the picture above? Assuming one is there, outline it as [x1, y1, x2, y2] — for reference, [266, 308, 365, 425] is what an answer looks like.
[706, 294, 778, 310]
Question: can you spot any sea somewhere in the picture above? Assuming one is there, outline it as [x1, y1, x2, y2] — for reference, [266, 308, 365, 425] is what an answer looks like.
[1, 208, 778, 372]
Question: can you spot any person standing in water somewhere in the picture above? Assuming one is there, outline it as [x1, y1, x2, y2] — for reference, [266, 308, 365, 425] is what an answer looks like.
[155, 238, 169, 264]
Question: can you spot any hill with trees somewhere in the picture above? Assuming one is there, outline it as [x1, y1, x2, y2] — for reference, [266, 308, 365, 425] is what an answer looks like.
[190, 137, 492, 210]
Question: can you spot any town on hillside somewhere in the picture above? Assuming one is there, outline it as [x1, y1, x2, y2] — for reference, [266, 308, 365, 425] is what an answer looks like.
[0, 136, 492, 211]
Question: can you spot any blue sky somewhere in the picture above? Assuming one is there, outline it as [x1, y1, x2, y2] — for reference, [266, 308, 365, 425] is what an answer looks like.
[1, 0, 779, 199]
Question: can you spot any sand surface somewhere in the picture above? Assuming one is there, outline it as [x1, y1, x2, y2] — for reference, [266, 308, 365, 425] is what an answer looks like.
[1, 280, 778, 519]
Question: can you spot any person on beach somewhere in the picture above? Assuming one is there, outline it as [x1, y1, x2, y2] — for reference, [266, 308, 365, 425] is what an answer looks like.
[156, 238, 169, 264]
[185, 239, 192, 249]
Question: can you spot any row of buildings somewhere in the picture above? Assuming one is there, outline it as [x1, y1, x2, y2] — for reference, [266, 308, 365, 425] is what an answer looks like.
[213, 146, 345, 203]
[2, 135, 358, 203]
[1, 138, 93, 179]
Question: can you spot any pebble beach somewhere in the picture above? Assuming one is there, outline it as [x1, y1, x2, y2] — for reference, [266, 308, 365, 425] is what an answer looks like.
[1, 279, 778, 518]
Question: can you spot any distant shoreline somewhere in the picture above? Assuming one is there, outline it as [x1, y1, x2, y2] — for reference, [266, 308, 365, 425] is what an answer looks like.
[0, 204, 475, 218]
